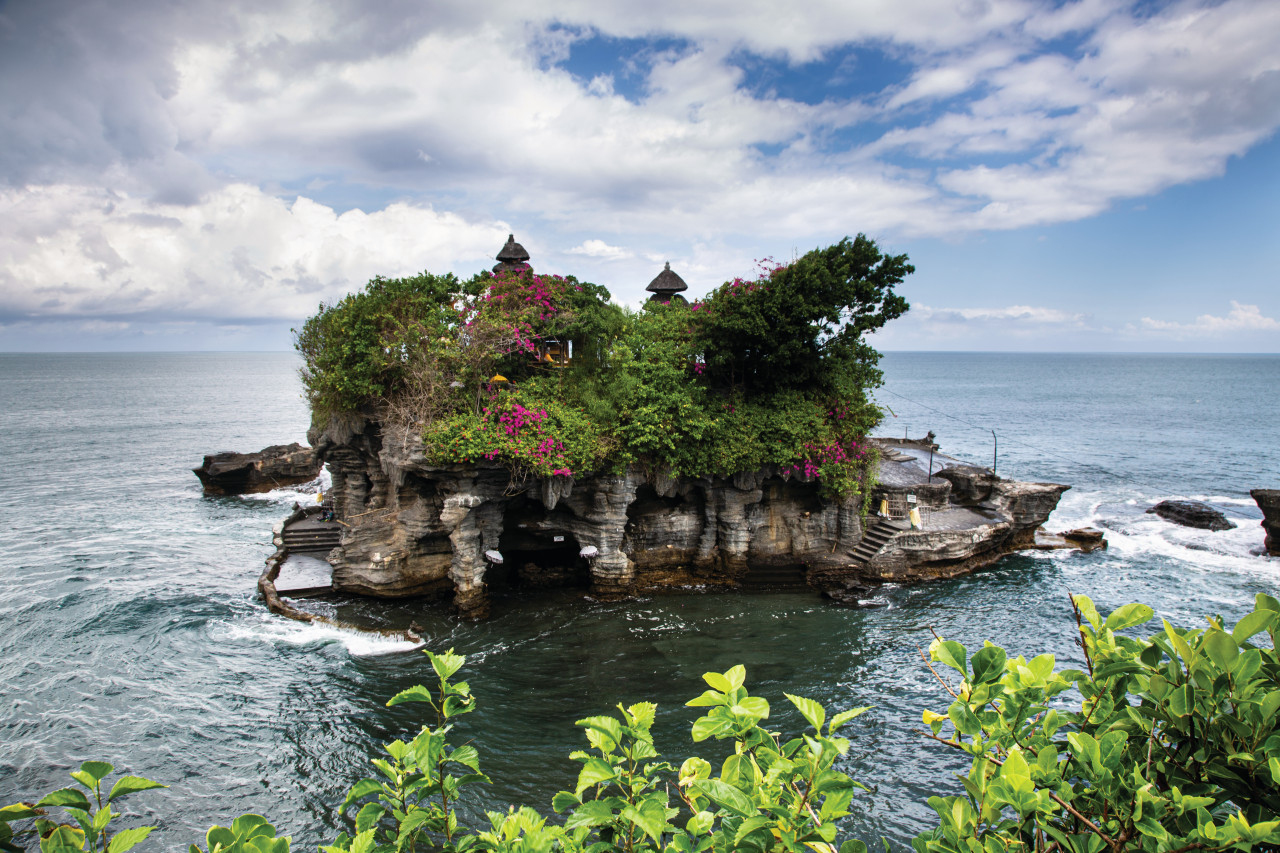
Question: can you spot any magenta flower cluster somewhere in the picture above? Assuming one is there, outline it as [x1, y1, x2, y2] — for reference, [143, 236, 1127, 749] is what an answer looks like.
[461, 270, 574, 355]
[783, 438, 871, 480]
[477, 401, 574, 477]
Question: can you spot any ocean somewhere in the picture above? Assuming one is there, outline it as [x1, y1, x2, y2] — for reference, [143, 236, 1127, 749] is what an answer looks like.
[0, 351, 1277, 850]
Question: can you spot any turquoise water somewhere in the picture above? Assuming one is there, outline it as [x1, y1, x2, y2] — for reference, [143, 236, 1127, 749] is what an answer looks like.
[1, 352, 1277, 850]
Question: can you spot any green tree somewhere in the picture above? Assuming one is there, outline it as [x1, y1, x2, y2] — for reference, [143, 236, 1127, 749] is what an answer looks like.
[692, 236, 911, 400]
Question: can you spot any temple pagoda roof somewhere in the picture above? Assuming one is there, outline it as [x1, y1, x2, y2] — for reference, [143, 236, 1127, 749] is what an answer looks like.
[646, 262, 688, 303]
[493, 234, 531, 274]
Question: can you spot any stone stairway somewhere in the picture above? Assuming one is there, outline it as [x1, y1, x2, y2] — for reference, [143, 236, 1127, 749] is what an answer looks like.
[850, 517, 898, 567]
[282, 517, 342, 555]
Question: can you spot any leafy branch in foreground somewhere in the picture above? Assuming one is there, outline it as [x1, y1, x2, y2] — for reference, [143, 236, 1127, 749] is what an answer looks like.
[7, 594, 1280, 853]
[0, 761, 164, 853]
[915, 593, 1280, 853]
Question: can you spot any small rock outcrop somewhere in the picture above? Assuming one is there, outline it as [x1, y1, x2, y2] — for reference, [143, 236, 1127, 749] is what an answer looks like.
[194, 443, 322, 495]
[1146, 500, 1236, 532]
[1251, 489, 1280, 555]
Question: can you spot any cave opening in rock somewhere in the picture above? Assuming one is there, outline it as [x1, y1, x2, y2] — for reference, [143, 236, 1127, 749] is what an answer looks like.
[490, 497, 590, 593]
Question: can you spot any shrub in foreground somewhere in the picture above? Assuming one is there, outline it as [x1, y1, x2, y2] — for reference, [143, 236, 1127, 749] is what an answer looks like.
[5, 595, 1280, 853]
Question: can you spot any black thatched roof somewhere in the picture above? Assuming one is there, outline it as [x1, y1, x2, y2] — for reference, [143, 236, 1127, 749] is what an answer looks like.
[646, 262, 688, 302]
[493, 234, 532, 274]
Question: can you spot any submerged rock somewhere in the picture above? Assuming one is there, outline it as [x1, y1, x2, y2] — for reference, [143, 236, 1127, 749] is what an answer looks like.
[194, 443, 322, 495]
[1251, 489, 1280, 555]
[1146, 499, 1236, 532]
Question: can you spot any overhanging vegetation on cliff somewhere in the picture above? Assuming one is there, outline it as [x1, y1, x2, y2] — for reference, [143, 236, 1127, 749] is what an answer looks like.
[294, 236, 912, 500]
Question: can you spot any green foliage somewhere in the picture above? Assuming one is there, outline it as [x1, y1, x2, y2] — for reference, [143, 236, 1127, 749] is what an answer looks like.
[8, 598, 1280, 853]
[692, 238, 910, 400]
[293, 239, 904, 500]
[915, 593, 1280, 853]
[422, 383, 612, 480]
[190, 815, 289, 853]
[325, 649, 486, 853]
[294, 272, 467, 416]
[0, 762, 165, 853]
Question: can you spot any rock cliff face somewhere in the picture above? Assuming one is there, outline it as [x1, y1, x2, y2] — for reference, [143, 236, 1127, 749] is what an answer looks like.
[194, 443, 323, 495]
[309, 416, 1071, 618]
[1252, 489, 1280, 556]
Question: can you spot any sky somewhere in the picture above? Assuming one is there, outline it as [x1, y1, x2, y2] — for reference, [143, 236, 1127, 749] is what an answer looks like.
[1, 0, 1278, 352]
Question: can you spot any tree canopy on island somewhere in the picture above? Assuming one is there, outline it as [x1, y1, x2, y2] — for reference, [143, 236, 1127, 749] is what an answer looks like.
[294, 236, 912, 500]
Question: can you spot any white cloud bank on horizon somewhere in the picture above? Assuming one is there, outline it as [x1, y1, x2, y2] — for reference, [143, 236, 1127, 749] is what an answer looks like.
[0, 184, 507, 323]
[1, 0, 1279, 345]
[1139, 301, 1280, 337]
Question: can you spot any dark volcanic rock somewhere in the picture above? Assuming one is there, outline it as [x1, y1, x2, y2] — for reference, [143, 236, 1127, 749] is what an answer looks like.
[934, 466, 998, 505]
[1062, 527, 1108, 553]
[194, 443, 322, 495]
[300, 417, 1070, 618]
[1251, 489, 1280, 555]
[1146, 500, 1236, 532]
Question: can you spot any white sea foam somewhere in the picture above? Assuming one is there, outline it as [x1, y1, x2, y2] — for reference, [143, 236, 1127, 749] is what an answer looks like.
[213, 613, 424, 657]
[240, 469, 333, 505]
[1041, 486, 1274, 575]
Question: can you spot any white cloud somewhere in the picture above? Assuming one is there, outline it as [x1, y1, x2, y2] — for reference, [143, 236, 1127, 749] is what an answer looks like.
[913, 304, 1089, 325]
[2, 0, 1280, 342]
[1140, 301, 1280, 336]
[0, 184, 507, 323]
[566, 239, 633, 260]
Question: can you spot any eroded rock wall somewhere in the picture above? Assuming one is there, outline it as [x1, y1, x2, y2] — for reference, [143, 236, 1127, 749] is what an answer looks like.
[308, 416, 1067, 617]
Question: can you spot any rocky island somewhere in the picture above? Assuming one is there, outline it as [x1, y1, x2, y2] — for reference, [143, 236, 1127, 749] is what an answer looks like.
[265, 235, 1083, 620]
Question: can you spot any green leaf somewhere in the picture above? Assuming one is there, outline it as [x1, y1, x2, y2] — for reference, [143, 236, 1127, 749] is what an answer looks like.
[449, 744, 481, 772]
[1164, 620, 1196, 665]
[828, 707, 869, 735]
[37, 790, 91, 811]
[386, 685, 434, 707]
[948, 702, 982, 737]
[563, 800, 616, 831]
[932, 640, 967, 675]
[229, 814, 274, 841]
[79, 763, 114, 784]
[1232, 609, 1276, 644]
[685, 690, 726, 708]
[428, 650, 466, 681]
[733, 696, 769, 721]
[1257, 593, 1280, 612]
[354, 803, 386, 834]
[1072, 595, 1101, 631]
[785, 694, 825, 732]
[703, 666, 745, 694]
[1202, 629, 1239, 672]
[620, 797, 670, 844]
[733, 816, 773, 845]
[551, 791, 581, 814]
[107, 827, 153, 853]
[38, 825, 84, 853]
[691, 716, 730, 742]
[970, 646, 1007, 685]
[106, 777, 166, 803]
[692, 780, 755, 818]
[341, 779, 382, 811]
[575, 758, 617, 796]
[247, 837, 289, 853]
[1103, 603, 1154, 632]
[576, 716, 624, 751]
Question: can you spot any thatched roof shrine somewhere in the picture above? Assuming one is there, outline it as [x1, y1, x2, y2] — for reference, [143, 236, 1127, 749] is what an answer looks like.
[493, 234, 532, 274]
[646, 261, 688, 303]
